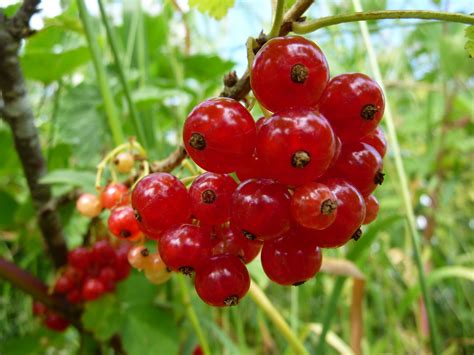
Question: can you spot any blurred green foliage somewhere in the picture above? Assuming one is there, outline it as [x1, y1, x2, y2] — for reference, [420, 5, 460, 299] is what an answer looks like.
[0, 0, 473, 354]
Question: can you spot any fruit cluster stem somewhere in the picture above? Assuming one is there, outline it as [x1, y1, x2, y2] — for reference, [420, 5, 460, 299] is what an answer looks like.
[292, 9, 474, 33]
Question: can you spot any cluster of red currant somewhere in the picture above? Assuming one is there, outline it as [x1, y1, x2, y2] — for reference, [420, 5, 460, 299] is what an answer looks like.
[131, 36, 386, 307]
[33, 239, 131, 332]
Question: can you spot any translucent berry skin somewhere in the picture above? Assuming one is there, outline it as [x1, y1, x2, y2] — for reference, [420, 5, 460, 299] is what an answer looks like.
[261, 231, 322, 286]
[230, 179, 291, 241]
[291, 182, 337, 230]
[363, 195, 379, 225]
[300, 179, 366, 248]
[100, 183, 129, 209]
[132, 173, 191, 238]
[251, 36, 329, 113]
[189, 172, 238, 225]
[44, 313, 69, 332]
[183, 97, 256, 173]
[158, 224, 213, 274]
[194, 254, 250, 307]
[331, 142, 384, 197]
[82, 278, 105, 301]
[212, 225, 263, 264]
[144, 253, 172, 285]
[76, 193, 102, 217]
[361, 127, 387, 158]
[318, 73, 385, 141]
[127, 245, 151, 270]
[108, 205, 142, 241]
[256, 109, 336, 186]
[114, 152, 135, 173]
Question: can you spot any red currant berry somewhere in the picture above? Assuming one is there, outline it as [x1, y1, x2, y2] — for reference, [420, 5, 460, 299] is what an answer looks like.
[361, 126, 387, 158]
[189, 172, 237, 225]
[66, 289, 82, 304]
[291, 182, 337, 230]
[99, 266, 117, 291]
[231, 179, 291, 241]
[251, 36, 329, 112]
[91, 239, 117, 267]
[82, 278, 106, 301]
[194, 254, 250, 307]
[114, 257, 131, 281]
[100, 183, 129, 209]
[363, 194, 379, 225]
[212, 225, 263, 264]
[193, 345, 203, 355]
[318, 73, 385, 141]
[256, 108, 336, 185]
[183, 97, 256, 173]
[132, 173, 191, 237]
[127, 245, 151, 270]
[54, 274, 74, 294]
[331, 142, 384, 197]
[44, 313, 69, 332]
[158, 224, 213, 275]
[108, 205, 142, 241]
[114, 152, 135, 173]
[76, 193, 102, 217]
[32, 301, 47, 317]
[261, 231, 322, 286]
[68, 247, 91, 269]
[300, 179, 366, 248]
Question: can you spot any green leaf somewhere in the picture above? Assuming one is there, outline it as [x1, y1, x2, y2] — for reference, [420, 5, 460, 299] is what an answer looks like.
[465, 26, 474, 58]
[2, 4, 21, 17]
[0, 190, 18, 228]
[82, 294, 124, 341]
[122, 305, 179, 355]
[21, 47, 90, 84]
[39, 169, 96, 190]
[183, 54, 234, 81]
[0, 335, 40, 355]
[116, 271, 158, 306]
[189, 0, 235, 20]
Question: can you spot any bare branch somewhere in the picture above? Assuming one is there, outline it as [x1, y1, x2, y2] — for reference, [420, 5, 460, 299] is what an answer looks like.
[7, 0, 41, 39]
[0, 0, 68, 268]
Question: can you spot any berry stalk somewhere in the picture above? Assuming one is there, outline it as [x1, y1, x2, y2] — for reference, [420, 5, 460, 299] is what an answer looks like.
[248, 280, 309, 355]
[292, 10, 474, 33]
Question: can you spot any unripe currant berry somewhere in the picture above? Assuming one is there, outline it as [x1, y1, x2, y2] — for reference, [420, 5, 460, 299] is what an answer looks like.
[127, 245, 151, 269]
[144, 253, 172, 285]
[76, 193, 102, 218]
[114, 152, 135, 173]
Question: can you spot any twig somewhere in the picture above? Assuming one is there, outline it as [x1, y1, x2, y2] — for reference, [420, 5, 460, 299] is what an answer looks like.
[0, 0, 68, 268]
[150, 145, 187, 173]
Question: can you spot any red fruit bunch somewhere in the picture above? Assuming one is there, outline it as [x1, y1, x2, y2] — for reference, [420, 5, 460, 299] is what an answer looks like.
[33, 239, 131, 332]
[128, 35, 386, 307]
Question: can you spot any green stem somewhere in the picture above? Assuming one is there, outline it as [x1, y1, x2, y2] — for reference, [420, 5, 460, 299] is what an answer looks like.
[248, 280, 308, 355]
[354, 1, 440, 354]
[269, 0, 286, 38]
[97, 0, 148, 149]
[77, 0, 124, 146]
[314, 278, 345, 354]
[292, 10, 474, 33]
[177, 275, 211, 355]
[290, 286, 298, 332]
